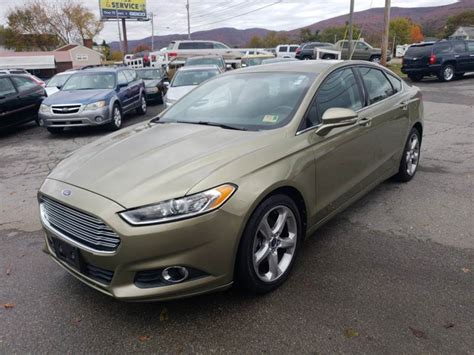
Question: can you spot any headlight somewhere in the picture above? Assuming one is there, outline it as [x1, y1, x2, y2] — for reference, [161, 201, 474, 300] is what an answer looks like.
[119, 184, 236, 225]
[39, 104, 50, 113]
[84, 100, 106, 111]
[146, 87, 159, 93]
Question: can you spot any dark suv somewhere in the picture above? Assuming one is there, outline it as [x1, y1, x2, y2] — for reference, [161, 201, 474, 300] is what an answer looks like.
[402, 40, 474, 82]
[295, 42, 334, 60]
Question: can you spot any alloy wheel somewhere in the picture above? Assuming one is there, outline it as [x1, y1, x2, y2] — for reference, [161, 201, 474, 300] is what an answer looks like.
[113, 107, 122, 127]
[406, 133, 420, 176]
[141, 96, 147, 113]
[443, 66, 454, 81]
[252, 205, 297, 282]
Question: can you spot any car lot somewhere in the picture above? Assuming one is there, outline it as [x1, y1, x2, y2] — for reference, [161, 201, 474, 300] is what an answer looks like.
[0, 75, 473, 352]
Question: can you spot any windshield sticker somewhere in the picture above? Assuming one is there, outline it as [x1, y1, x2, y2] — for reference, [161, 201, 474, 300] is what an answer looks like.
[262, 115, 279, 123]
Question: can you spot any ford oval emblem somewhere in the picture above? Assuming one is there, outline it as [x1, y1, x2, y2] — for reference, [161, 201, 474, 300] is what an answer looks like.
[61, 189, 72, 197]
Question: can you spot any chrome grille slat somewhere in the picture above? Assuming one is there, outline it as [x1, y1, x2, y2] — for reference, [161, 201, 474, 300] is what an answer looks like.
[41, 197, 120, 252]
[43, 203, 117, 236]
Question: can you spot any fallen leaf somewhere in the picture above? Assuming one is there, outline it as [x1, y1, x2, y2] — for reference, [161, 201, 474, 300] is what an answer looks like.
[72, 317, 83, 324]
[443, 322, 455, 329]
[2, 303, 15, 309]
[160, 307, 169, 321]
[344, 328, 359, 338]
[138, 335, 151, 342]
[461, 267, 470, 273]
[409, 326, 427, 339]
[6, 263, 11, 276]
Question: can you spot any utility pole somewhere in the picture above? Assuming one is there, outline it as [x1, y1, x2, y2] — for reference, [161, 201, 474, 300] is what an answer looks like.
[186, 0, 191, 40]
[381, 0, 391, 66]
[122, 18, 129, 54]
[348, 0, 355, 60]
[150, 12, 155, 51]
[116, 10, 123, 53]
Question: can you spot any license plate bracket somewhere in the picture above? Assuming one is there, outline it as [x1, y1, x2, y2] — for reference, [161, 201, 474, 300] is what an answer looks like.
[52, 238, 84, 271]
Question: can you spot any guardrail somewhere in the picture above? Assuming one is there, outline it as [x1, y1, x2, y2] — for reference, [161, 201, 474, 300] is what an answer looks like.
[124, 58, 144, 68]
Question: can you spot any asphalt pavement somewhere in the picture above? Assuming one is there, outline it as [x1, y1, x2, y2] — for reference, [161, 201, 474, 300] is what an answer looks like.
[0, 77, 473, 353]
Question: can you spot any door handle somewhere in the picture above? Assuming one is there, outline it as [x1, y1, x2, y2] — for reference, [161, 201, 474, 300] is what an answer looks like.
[399, 101, 409, 110]
[454, 54, 460, 58]
[358, 117, 372, 127]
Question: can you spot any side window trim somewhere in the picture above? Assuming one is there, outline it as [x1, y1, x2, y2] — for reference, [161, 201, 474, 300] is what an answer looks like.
[296, 66, 365, 135]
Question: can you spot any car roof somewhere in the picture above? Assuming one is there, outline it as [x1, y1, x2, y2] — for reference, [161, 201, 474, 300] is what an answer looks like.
[233, 60, 360, 74]
[76, 67, 120, 73]
[177, 65, 220, 72]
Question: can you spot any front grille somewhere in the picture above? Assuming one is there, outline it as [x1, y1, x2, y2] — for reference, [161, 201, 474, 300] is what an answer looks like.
[84, 264, 114, 284]
[51, 104, 81, 114]
[41, 197, 120, 252]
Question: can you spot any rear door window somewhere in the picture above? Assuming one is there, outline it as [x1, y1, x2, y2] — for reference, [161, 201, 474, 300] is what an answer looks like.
[11, 76, 38, 91]
[358, 67, 395, 105]
[453, 41, 467, 53]
[0, 77, 17, 97]
[468, 41, 474, 53]
[279, 46, 288, 52]
[289, 46, 298, 52]
[434, 42, 452, 55]
[386, 73, 402, 93]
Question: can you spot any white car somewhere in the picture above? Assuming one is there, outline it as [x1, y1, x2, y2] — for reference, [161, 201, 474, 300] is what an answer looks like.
[44, 71, 77, 96]
[164, 65, 222, 107]
[275, 44, 300, 58]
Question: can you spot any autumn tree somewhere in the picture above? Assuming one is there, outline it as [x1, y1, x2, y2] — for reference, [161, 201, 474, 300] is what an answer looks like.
[299, 28, 320, 42]
[410, 25, 424, 43]
[6, 0, 103, 51]
[247, 35, 264, 48]
[444, 10, 474, 37]
[389, 18, 412, 45]
[319, 25, 361, 44]
[133, 44, 152, 53]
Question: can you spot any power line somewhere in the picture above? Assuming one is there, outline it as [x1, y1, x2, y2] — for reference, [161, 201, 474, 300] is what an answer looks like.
[192, 0, 282, 28]
[191, 1, 269, 19]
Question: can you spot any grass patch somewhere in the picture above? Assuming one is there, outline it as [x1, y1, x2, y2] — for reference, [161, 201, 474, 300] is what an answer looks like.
[387, 63, 406, 78]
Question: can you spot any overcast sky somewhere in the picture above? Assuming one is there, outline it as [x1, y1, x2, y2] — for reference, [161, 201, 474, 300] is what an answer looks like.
[0, 0, 456, 42]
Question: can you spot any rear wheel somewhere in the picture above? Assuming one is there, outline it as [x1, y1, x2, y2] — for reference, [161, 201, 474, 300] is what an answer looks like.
[394, 127, 421, 182]
[236, 194, 302, 294]
[108, 104, 122, 131]
[408, 74, 423, 82]
[47, 127, 63, 134]
[370, 55, 381, 63]
[321, 54, 335, 60]
[136, 94, 147, 115]
[438, 64, 455, 82]
[302, 55, 312, 60]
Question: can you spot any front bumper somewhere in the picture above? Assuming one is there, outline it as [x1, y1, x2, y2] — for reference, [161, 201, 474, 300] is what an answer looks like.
[38, 179, 243, 301]
[39, 106, 111, 128]
[145, 87, 162, 101]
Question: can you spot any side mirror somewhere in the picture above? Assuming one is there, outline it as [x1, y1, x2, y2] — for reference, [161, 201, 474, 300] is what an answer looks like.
[117, 82, 128, 89]
[163, 81, 170, 87]
[315, 108, 358, 136]
[56, 85, 62, 90]
[226, 64, 232, 70]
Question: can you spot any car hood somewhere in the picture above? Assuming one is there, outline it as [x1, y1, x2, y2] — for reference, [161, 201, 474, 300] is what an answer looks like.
[43, 89, 112, 105]
[166, 86, 194, 101]
[48, 122, 277, 208]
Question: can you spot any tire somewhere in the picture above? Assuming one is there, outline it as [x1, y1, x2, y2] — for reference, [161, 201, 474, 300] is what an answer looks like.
[235, 194, 302, 294]
[136, 94, 147, 115]
[438, 64, 455, 82]
[108, 104, 122, 131]
[394, 127, 421, 182]
[370, 56, 381, 63]
[302, 55, 312, 61]
[47, 127, 63, 134]
[322, 54, 335, 60]
[408, 74, 423, 82]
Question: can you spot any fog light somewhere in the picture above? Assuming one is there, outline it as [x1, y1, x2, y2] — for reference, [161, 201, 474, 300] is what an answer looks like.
[162, 266, 189, 283]
[95, 116, 104, 123]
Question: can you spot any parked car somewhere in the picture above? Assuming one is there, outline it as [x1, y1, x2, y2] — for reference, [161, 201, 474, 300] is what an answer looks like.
[275, 44, 300, 58]
[44, 71, 77, 96]
[38, 60, 423, 301]
[295, 42, 335, 60]
[164, 65, 221, 107]
[164, 40, 243, 61]
[241, 54, 275, 67]
[402, 40, 474, 82]
[334, 40, 391, 62]
[184, 55, 227, 71]
[135, 67, 169, 103]
[0, 74, 46, 129]
[0, 68, 45, 87]
[38, 68, 146, 134]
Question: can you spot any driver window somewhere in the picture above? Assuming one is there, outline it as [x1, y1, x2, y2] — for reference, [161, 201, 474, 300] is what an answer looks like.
[117, 72, 128, 86]
[356, 42, 368, 50]
[303, 68, 362, 130]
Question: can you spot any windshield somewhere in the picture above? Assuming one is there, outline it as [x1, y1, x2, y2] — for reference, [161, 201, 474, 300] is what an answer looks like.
[136, 69, 163, 80]
[46, 74, 72, 88]
[161, 72, 315, 131]
[186, 58, 223, 68]
[171, 69, 220, 87]
[62, 73, 116, 90]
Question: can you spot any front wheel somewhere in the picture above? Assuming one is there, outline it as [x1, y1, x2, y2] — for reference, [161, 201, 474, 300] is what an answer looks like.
[108, 104, 122, 131]
[235, 194, 302, 294]
[136, 94, 147, 115]
[370, 56, 381, 63]
[394, 127, 421, 182]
